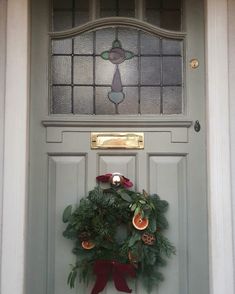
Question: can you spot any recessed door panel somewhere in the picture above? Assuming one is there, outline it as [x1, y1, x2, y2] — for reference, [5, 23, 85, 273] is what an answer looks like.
[99, 155, 136, 181]
[47, 155, 87, 294]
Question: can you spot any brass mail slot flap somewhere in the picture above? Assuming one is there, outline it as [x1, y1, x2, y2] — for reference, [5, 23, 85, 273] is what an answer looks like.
[91, 132, 144, 149]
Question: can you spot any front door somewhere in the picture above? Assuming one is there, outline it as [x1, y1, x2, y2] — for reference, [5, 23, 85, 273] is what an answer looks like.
[27, 0, 209, 293]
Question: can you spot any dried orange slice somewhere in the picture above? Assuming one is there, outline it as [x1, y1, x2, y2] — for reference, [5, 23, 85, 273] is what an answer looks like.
[132, 213, 149, 230]
[81, 240, 95, 250]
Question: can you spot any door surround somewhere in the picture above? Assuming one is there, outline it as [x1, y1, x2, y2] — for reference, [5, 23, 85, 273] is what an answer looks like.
[0, 1, 234, 294]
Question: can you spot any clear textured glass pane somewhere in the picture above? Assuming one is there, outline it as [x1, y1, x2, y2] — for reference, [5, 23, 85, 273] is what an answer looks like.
[161, 11, 181, 31]
[119, 0, 135, 17]
[141, 57, 161, 85]
[74, 56, 93, 84]
[140, 87, 161, 114]
[75, 0, 89, 9]
[145, 0, 181, 31]
[163, 86, 182, 114]
[119, 0, 135, 10]
[100, 0, 116, 10]
[119, 10, 135, 17]
[145, 10, 160, 27]
[75, 0, 89, 25]
[95, 87, 116, 114]
[162, 39, 182, 55]
[118, 87, 138, 114]
[118, 28, 138, 54]
[53, 0, 73, 9]
[74, 33, 93, 54]
[52, 56, 71, 84]
[163, 0, 181, 9]
[119, 58, 138, 85]
[145, 0, 161, 9]
[75, 12, 89, 26]
[100, 10, 115, 17]
[96, 28, 115, 54]
[140, 32, 160, 55]
[100, 0, 116, 16]
[53, 11, 72, 31]
[100, 0, 134, 17]
[74, 86, 93, 114]
[52, 86, 72, 113]
[162, 56, 182, 85]
[52, 39, 72, 54]
[95, 57, 114, 85]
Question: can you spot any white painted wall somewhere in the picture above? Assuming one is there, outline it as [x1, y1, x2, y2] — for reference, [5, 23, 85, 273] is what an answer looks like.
[0, 0, 7, 290]
[0, 0, 29, 294]
[0, 1, 234, 294]
[206, 0, 234, 293]
[228, 0, 235, 274]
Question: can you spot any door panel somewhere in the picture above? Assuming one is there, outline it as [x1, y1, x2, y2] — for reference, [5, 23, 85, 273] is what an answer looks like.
[48, 156, 87, 294]
[99, 155, 136, 180]
[28, 0, 209, 293]
[149, 156, 187, 294]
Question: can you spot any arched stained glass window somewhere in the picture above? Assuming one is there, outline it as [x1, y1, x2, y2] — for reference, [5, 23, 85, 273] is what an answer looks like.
[51, 0, 184, 115]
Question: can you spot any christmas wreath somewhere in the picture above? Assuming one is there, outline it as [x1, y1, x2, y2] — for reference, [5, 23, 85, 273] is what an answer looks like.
[62, 173, 175, 294]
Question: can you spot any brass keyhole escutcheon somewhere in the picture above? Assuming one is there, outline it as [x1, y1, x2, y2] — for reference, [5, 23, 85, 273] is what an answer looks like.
[190, 59, 199, 69]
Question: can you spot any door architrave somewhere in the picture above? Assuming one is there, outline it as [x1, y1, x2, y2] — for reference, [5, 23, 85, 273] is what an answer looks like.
[0, 0, 234, 294]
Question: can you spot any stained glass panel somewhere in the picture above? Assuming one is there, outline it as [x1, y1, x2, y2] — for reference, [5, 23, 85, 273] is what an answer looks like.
[51, 28, 184, 115]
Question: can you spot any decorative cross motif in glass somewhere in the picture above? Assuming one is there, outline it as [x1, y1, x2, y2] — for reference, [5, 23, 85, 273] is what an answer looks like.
[101, 39, 134, 112]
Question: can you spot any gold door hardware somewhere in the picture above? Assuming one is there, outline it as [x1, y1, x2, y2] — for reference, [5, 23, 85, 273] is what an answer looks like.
[91, 132, 144, 149]
[190, 58, 199, 69]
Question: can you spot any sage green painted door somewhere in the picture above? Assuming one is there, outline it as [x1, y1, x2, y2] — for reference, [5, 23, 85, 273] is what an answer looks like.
[27, 0, 209, 294]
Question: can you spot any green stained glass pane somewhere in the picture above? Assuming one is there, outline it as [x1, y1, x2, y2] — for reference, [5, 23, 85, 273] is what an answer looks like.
[101, 51, 110, 60]
[125, 51, 134, 60]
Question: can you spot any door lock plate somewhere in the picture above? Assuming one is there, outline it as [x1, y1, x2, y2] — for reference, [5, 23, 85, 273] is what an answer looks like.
[91, 132, 144, 149]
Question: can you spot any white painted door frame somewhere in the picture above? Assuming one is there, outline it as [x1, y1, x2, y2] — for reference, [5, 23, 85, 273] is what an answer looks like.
[0, 0, 234, 294]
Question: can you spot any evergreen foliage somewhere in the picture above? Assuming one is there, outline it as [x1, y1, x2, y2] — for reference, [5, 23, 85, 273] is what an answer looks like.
[63, 185, 175, 293]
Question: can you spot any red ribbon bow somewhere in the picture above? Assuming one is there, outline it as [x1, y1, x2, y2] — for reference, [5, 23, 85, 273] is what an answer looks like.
[96, 174, 133, 188]
[91, 260, 136, 294]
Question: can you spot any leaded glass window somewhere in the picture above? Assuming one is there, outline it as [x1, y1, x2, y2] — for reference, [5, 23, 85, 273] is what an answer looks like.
[52, 0, 182, 32]
[51, 28, 183, 114]
[51, 0, 184, 115]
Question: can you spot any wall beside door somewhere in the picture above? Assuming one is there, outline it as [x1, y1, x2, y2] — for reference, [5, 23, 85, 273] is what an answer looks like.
[228, 0, 235, 269]
[206, 0, 235, 293]
[0, 0, 30, 294]
[0, 1, 235, 294]
[0, 0, 7, 288]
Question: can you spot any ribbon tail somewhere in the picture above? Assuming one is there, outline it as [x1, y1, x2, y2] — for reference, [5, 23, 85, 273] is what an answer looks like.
[113, 271, 132, 293]
[91, 273, 109, 294]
